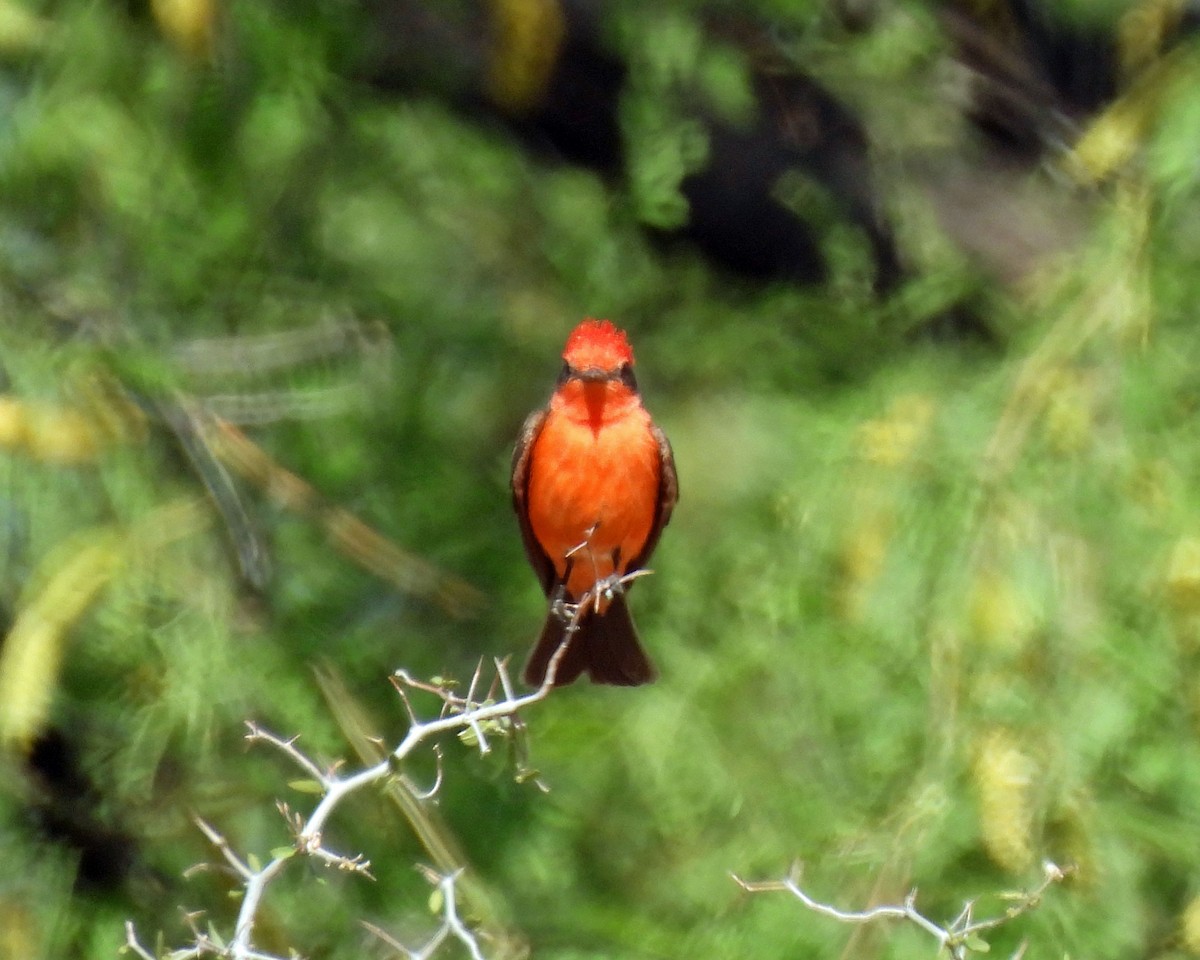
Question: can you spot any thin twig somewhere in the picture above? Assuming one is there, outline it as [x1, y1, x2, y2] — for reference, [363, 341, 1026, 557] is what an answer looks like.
[192, 817, 254, 881]
[123, 923, 162, 960]
[245, 723, 329, 785]
[126, 570, 644, 959]
[364, 869, 488, 960]
[733, 860, 1071, 960]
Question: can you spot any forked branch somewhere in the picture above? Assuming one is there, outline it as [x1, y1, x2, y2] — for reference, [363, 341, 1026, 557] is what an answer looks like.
[125, 571, 645, 960]
[732, 860, 1072, 960]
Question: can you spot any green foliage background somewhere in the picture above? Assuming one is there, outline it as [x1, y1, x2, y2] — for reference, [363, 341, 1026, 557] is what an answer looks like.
[3, 1, 1200, 958]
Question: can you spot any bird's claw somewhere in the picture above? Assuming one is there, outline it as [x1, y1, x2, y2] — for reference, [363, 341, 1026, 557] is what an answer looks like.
[550, 595, 577, 623]
[549, 573, 623, 622]
[596, 574, 624, 600]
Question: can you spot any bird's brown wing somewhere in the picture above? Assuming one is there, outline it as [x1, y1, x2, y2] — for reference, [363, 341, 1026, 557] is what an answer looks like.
[511, 407, 557, 595]
[627, 422, 678, 573]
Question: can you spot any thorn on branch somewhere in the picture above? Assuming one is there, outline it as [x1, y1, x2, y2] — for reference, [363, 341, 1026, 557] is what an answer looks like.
[400, 745, 444, 801]
[494, 656, 517, 703]
[464, 660, 484, 709]
[309, 845, 375, 878]
[193, 816, 254, 881]
[246, 722, 331, 786]
[276, 800, 304, 837]
[732, 860, 1073, 960]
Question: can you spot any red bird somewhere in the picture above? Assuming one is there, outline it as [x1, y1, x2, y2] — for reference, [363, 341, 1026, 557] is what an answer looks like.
[512, 319, 678, 686]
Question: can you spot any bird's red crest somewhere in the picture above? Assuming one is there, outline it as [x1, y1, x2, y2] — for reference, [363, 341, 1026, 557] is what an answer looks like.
[563, 318, 635, 370]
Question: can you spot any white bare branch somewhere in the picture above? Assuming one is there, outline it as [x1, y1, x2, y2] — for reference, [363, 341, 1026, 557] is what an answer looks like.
[365, 869, 488, 960]
[125, 570, 643, 959]
[733, 860, 1071, 959]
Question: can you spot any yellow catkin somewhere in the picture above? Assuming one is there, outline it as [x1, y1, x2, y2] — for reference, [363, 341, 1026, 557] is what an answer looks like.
[1118, 0, 1186, 78]
[835, 394, 933, 621]
[0, 397, 26, 448]
[151, 0, 217, 60]
[1069, 94, 1146, 183]
[1042, 368, 1092, 454]
[968, 571, 1034, 652]
[856, 394, 935, 468]
[974, 728, 1037, 874]
[1069, 52, 1194, 185]
[1181, 894, 1200, 955]
[0, 1, 50, 54]
[1166, 536, 1200, 615]
[0, 897, 40, 960]
[485, 0, 566, 113]
[0, 394, 145, 465]
[20, 407, 103, 465]
[1127, 458, 1175, 518]
[835, 512, 893, 622]
[0, 501, 213, 749]
[840, 515, 892, 584]
[0, 537, 122, 747]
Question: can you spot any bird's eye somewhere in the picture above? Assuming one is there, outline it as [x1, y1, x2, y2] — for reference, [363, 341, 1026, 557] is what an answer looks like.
[618, 362, 638, 391]
[557, 361, 572, 385]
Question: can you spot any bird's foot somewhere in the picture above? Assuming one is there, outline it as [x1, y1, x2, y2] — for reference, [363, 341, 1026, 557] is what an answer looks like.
[550, 593, 579, 624]
[594, 573, 624, 601]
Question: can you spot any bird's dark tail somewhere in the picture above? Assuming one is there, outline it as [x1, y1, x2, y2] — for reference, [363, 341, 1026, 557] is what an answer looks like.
[522, 593, 657, 687]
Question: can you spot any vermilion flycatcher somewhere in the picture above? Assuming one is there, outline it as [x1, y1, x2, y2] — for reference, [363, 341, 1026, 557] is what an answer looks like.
[512, 318, 678, 686]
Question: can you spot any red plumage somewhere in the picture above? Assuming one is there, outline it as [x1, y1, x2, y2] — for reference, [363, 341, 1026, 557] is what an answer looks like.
[512, 319, 677, 686]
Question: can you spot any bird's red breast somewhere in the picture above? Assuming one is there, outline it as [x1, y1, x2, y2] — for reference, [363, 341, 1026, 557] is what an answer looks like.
[526, 383, 660, 603]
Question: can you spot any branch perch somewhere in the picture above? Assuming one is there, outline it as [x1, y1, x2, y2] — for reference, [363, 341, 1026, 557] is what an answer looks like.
[126, 571, 645, 960]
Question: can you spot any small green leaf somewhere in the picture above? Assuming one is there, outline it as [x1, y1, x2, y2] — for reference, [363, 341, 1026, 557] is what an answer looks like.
[247, 853, 261, 873]
[429, 887, 445, 915]
[270, 846, 296, 861]
[287, 779, 324, 795]
[964, 934, 990, 953]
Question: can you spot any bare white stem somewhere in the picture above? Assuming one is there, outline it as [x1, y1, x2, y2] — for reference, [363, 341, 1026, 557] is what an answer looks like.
[436, 870, 488, 960]
[733, 860, 1071, 960]
[245, 724, 329, 785]
[229, 857, 290, 958]
[193, 817, 253, 881]
[126, 570, 645, 959]
[365, 869, 488, 960]
[123, 922, 164, 960]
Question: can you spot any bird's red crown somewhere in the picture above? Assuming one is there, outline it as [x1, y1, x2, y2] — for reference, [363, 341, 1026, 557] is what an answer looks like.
[563, 318, 635, 370]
